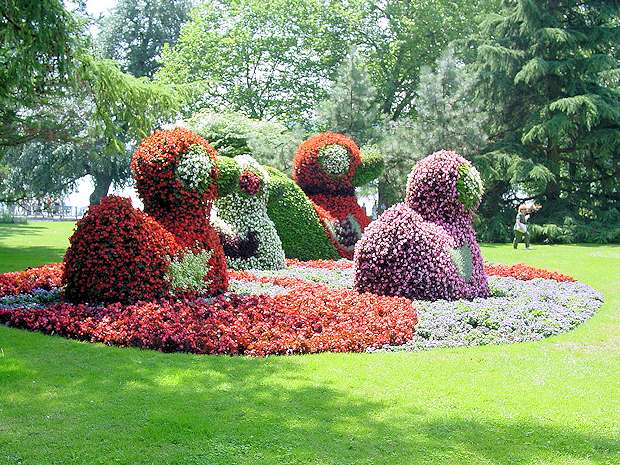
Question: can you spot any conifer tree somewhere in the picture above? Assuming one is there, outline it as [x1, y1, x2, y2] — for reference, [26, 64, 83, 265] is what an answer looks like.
[320, 47, 382, 146]
[413, 47, 487, 159]
[474, 0, 620, 242]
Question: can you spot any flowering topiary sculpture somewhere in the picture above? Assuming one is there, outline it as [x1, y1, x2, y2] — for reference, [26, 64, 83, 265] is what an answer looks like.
[63, 196, 181, 304]
[265, 165, 340, 261]
[354, 150, 489, 301]
[293, 133, 383, 259]
[63, 128, 229, 303]
[130, 128, 228, 294]
[213, 155, 286, 270]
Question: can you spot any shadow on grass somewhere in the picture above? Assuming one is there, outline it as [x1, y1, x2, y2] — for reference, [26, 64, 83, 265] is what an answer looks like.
[0, 245, 66, 272]
[0, 223, 50, 240]
[1, 329, 618, 465]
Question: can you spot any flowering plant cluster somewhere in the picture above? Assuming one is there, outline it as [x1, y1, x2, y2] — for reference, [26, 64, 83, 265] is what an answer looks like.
[62, 196, 180, 304]
[311, 194, 370, 259]
[382, 276, 603, 351]
[0, 264, 418, 356]
[131, 128, 228, 294]
[484, 263, 575, 282]
[175, 144, 216, 193]
[239, 169, 263, 196]
[293, 132, 361, 195]
[214, 155, 285, 270]
[291, 133, 381, 259]
[0, 259, 598, 355]
[0, 263, 62, 295]
[355, 151, 489, 301]
[317, 144, 352, 179]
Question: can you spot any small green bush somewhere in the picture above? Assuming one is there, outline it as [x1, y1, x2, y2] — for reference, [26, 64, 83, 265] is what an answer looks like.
[266, 166, 339, 260]
[167, 250, 212, 293]
[216, 155, 242, 196]
[352, 146, 385, 187]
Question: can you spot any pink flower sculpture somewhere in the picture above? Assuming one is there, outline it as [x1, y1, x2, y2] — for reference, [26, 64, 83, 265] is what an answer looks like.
[354, 150, 489, 301]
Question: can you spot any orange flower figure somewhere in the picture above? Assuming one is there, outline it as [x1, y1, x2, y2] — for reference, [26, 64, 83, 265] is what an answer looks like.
[293, 133, 382, 259]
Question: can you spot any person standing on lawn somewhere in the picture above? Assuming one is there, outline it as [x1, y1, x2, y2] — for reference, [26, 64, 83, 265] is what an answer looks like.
[513, 203, 541, 249]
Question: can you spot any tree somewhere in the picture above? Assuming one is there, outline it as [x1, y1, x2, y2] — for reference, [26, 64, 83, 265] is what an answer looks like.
[474, 0, 620, 242]
[0, 0, 79, 148]
[157, 0, 353, 125]
[349, 0, 499, 120]
[319, 47, 382, 145]
[411, 47, 487, 159]
[97, 0, 192, 78]
[371, 47, 488, 210]
[1, 3, 189, 204]
[187, 110, 303, 173]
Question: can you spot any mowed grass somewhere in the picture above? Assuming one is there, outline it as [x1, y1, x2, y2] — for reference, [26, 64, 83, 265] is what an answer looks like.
[0, 222, 619, 465]
[0, 222, 74, 272]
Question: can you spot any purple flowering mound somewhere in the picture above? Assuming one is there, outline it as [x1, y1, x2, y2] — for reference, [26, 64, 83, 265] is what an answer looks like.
[354, 150, 490, 301]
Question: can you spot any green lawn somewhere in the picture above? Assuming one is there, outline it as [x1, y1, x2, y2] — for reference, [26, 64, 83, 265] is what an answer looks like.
[0, 222, 619, 465]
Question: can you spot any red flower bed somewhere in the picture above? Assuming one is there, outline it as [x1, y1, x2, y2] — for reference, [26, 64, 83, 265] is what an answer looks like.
[0, 259, 579, 356]
[0, 263, 63, 296]
[0, 285, 417, 356]
[63, 196, 180, 304]
[485, 263, 575, 282]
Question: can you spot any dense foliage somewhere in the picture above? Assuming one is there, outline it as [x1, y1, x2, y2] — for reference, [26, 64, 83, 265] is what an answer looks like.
[0, 0, 78, 148]
[349, 0, 497, 120]
[62, 196, 180, 304]
[97, 0, 191, 78]
[319, 47, 382, 145]
[188, 110, 302, 173]
[265, 166, 340, 260]
[474, 0, 620, 243]
[355, 151, 489, 300]
[158, 0, 353, 124]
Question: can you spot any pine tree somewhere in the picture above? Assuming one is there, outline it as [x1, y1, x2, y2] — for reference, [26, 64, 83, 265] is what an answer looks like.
[474, 0, 620, 242]
[413, 47, 487, 159]
[320, 47, 382, 145]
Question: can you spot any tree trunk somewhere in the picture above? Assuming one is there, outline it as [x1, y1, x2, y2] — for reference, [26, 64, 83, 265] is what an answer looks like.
[89, 173, 113, 205]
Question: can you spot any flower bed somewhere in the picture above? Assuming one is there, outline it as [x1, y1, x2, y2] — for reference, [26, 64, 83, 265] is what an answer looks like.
[0, 260, 602, 355]
[0, 262, 416, 356]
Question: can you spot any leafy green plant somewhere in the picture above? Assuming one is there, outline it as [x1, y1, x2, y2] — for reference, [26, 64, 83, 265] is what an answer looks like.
[265, 166, 339, 260]
[167, 250, 212, 293]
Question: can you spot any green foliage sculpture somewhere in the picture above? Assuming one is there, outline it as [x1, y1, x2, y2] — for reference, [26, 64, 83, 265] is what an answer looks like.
[265, 166, 340, 261]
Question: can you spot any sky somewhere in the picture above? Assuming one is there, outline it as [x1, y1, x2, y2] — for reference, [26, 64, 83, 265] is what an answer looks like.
[86, 0, 116, 16]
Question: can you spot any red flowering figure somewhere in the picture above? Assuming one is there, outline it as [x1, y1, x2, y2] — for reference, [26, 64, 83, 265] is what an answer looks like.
[131, 128, 228, 294]
[293, 133, 383, 259]
[355, 150, 489, 301]
[62, 196, 180, 304]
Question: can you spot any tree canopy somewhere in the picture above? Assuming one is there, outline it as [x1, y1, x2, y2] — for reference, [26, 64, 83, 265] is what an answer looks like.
[474, 0, 620, 242]
[97, 0, 192, 78]
[157, 0, 353, 125]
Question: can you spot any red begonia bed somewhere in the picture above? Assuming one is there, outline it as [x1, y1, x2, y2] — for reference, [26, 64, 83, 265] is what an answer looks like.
[0, 260, 575, 356]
